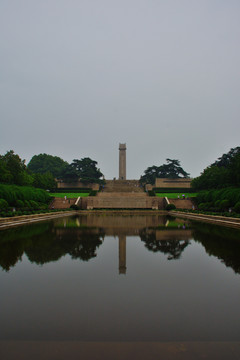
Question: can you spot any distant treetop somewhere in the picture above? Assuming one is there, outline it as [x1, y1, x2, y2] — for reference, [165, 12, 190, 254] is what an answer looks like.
[140, 159, 190, 185]
[27, 153, 68, 178]
[192, 146, 240, 190]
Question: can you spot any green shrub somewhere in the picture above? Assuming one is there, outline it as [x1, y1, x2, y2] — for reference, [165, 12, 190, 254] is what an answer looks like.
[5, 211, 14, 217]
[29, 200, 39, 209]
[219, 199, 230, 211]
[70, 204, 79, 210]
[0, 198, 9, 209]
[198, 203, 205, 210]
[16, 199, 24, 208]
[0, 184, 51, 205]
[24, 200, 31, 208]
[214, 199, 221, 209]
[166, 204, 176, 210]
[233, 201, 240, 214]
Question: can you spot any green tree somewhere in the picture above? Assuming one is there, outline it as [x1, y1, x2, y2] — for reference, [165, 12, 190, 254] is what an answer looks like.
[60, 164, 79, 182]
[71, 157, 104, 184]
[27, 153, 68, 178]
[0, 150, 32, 185]
[33, 172, 57, 190]
[140, 159, 189, 185]
[0, 158, 12, 183]
[192, 147, 240, 190]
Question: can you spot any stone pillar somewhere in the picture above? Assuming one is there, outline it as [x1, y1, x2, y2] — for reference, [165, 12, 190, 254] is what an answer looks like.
[119, 143, 126, 180]
[118, 235, 126, 274]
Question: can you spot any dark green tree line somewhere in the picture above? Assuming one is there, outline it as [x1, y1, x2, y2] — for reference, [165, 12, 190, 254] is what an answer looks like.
[61, 157, 104, 184]
[0, 150, 57, 189]
[27, 153, 68, 178]
[140, 159, 190, 185]
[192, 147, 240, 190]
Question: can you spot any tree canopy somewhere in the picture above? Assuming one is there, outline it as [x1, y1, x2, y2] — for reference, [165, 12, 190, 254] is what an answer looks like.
[192, 147, 240, 190]
[0, 150, 57, 189]
[61, 157, 104, 184]
[0, 150, 31, 185]
[0, 151, 104, 188]
[140, 159, 190, 185]
[27, 153, 68, 178]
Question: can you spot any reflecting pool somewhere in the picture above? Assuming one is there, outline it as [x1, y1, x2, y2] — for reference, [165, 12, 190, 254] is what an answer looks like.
[0, 214, 240, 342]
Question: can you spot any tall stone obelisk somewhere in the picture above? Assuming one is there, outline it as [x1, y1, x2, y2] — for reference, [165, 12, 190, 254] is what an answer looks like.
[119, 143, 126, 180]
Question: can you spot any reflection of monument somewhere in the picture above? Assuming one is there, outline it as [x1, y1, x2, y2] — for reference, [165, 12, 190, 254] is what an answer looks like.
[118, 235, 126, 274]
[119, 143, 126, 180]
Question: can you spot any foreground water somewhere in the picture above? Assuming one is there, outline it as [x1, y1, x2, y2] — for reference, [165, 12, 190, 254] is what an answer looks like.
[0, 214, 240, 342]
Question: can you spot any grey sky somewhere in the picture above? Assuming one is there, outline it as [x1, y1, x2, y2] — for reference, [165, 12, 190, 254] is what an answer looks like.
[1, 0, 240, 179]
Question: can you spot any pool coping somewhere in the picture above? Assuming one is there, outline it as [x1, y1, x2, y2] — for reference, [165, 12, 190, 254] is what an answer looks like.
[1, 209, 240, 230]
[171, 211, 240, 229]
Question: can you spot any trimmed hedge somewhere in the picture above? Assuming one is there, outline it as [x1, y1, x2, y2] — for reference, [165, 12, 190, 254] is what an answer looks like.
[0, 184, 51, 205]
[153, 187, 195, 193]
[0, 199, 9, 209]
[195, 187, 240, 213]
[166, 204, 176, 210]
[50, 188, 91, 193]
[147, 190, 156, 196]
[233, 202, 240, 213]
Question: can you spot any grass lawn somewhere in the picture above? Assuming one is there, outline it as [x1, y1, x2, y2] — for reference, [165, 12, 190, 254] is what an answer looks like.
[50, 193, 90, 198]
[155, 192, 197, 198]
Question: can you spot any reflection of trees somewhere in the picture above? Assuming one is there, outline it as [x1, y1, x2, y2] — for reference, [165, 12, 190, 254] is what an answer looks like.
[0, 223, 51, 271]
[192, 222, 240, 274]
[140, 228, 190, 260]
[24, 228, 105, 264]
[0, 223, 105, 271]
[0, 243, 23, 272]
[59, 229, 105, 262]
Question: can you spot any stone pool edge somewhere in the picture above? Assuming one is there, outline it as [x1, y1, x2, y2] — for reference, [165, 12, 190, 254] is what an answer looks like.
[171, 211, 240, 229]
[1, 209, 240, 230]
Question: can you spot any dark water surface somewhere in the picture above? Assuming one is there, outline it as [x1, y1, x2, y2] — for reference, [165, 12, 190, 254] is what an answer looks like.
[0, 214, 240, 342]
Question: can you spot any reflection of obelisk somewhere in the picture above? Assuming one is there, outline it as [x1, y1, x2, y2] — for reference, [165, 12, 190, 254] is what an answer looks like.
[119, 143, 126, 180]
[118, 235, 126, 274]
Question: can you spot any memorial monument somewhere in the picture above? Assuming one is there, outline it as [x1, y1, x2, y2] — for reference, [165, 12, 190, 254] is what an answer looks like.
[119, 143, 126, 180]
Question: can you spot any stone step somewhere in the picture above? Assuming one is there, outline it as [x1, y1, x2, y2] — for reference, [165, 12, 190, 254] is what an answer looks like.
[86, 196, 160, 209]
[50, 197, 77, 209]
[169, 199, 194, 209]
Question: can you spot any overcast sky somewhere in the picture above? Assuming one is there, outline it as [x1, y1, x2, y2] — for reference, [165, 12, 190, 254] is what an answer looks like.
[1, 0, 240, 179]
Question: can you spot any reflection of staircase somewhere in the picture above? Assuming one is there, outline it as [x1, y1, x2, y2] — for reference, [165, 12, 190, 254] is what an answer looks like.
[103, 180, 143, 193]
[51, 197, 77, 209]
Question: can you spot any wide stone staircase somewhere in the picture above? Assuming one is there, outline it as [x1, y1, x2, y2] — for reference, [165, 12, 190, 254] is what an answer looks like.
[168, 198, 194, 209]
[83, 179, 156, 209]
[50, 197, 77, 209]
[86, 192, 160, 209]
[83, 178, 163, 209]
